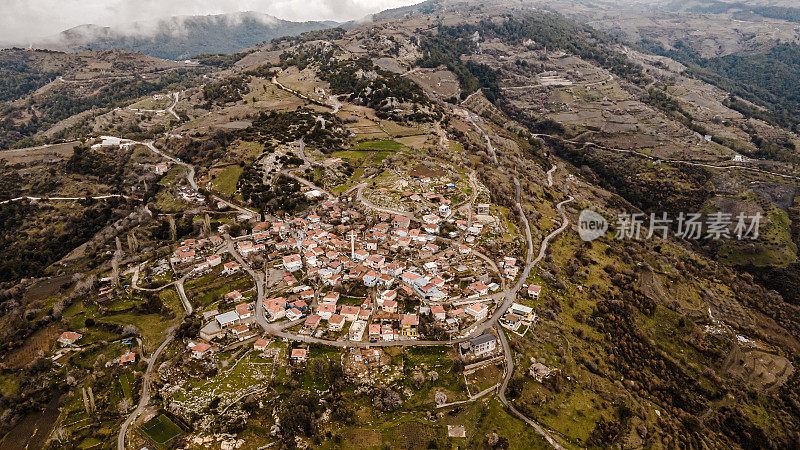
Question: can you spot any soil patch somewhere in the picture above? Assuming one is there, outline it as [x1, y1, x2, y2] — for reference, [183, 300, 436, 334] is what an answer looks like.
[722, 345, 794, 393]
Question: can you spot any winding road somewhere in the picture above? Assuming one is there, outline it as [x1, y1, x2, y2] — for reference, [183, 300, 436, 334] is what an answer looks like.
[117, 324, 178, 450]
[493, 180, 573, 449]
[465, 113, 499, 165]
[0, 194, 137, 205]
[279, 139, 335, 200]
[497, 326, 563, 449]
[128, 92, 180, 121]
[113, 81, 580, 447]
[138, 140, 259, 219]
[119, 257, 193, 449]
[535, 134, 800, 182]
[546, 165, 556, 187]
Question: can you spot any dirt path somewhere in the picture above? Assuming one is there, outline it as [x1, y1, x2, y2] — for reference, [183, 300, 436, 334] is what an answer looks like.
[0, 194, 137, 205]
[534, 134, 800, 182]
[546, 165, 556, 187]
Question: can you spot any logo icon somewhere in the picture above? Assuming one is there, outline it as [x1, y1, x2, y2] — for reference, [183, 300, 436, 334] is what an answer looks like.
[578, 209, 607, 241]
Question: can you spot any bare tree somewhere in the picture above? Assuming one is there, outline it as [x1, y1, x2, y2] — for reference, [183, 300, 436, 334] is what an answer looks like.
[203, 213, 211, 235]
[118, 398, 132, 413]
[169, 215, 177, 241]
[127, 231, 139, 253]
[111, 257, 120, 288]
[412, 372, 425, 389]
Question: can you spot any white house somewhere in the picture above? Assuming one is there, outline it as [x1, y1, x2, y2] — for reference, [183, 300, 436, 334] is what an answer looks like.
[510, 303, 534, 321]
[283, 254, 303, 272]
[223, 261, 240, 275]
[466, 303, 489, 321]
[215, 310, 240, 328]
[317, 303, 336, 320]
[349, 320, 366, 341]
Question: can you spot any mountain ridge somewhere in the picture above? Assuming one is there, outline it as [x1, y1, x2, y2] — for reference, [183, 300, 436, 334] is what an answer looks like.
[10, 11, 337, 60]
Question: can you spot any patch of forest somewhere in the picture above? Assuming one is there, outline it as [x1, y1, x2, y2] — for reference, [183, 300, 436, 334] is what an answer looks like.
[0, 58, 60, 103]
[0, 200, 123, 283]
[237, 163, 314, 215]
[202, 75, 251, 105]
[240, 109, 347, 149]
[316, 56, 430, 110]
[0, 70, 196, 150]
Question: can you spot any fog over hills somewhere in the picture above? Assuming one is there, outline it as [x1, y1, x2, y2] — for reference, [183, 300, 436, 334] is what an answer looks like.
[19, 11, 337, 60]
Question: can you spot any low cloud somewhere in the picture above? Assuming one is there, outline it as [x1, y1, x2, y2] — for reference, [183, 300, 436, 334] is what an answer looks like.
[1, 0, 422, 44]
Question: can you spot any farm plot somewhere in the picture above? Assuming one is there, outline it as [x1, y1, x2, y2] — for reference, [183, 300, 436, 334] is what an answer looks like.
[140, 414, 183, 448]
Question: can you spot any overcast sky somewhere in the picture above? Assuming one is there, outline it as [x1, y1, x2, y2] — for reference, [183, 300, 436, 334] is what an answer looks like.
[1, 0, 422, 43]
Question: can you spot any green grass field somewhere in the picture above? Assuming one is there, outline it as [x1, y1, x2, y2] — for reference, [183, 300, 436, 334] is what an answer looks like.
[353, 139, 402, 152]
[185, 271, 254, 309]
[140, 415, 183, 447]
[331, 150, 372, 161]
[119, 372, 133, 400]
[99, 289, 182, 354]
[210, 165, 244, 196]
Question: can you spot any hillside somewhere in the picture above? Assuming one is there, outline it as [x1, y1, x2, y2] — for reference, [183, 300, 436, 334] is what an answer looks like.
[23, 12, 336, 61]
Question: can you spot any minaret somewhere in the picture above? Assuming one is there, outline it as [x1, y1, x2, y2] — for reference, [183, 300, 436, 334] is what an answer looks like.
[350, 232, 355, 260]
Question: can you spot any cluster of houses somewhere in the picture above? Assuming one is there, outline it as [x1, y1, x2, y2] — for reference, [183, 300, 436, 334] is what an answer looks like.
[220, 204, 506, 341]
[264, 288, 422, 341]
[500, 285, 541, 332]
[181, 187, 533, 361]
[171, 237, 234, 275]
[198, 295, 257, 343]
[178, 186, 205, 204]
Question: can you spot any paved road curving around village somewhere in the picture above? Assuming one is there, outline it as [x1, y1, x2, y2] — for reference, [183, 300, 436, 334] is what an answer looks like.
[117, 324, 178, 450]
[279, 139, 336, 200]
[355, 182, 418, 222]
[495, 192, 573, 449]
[255, 176, 544, 348]
[496, 325, 563, 449]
